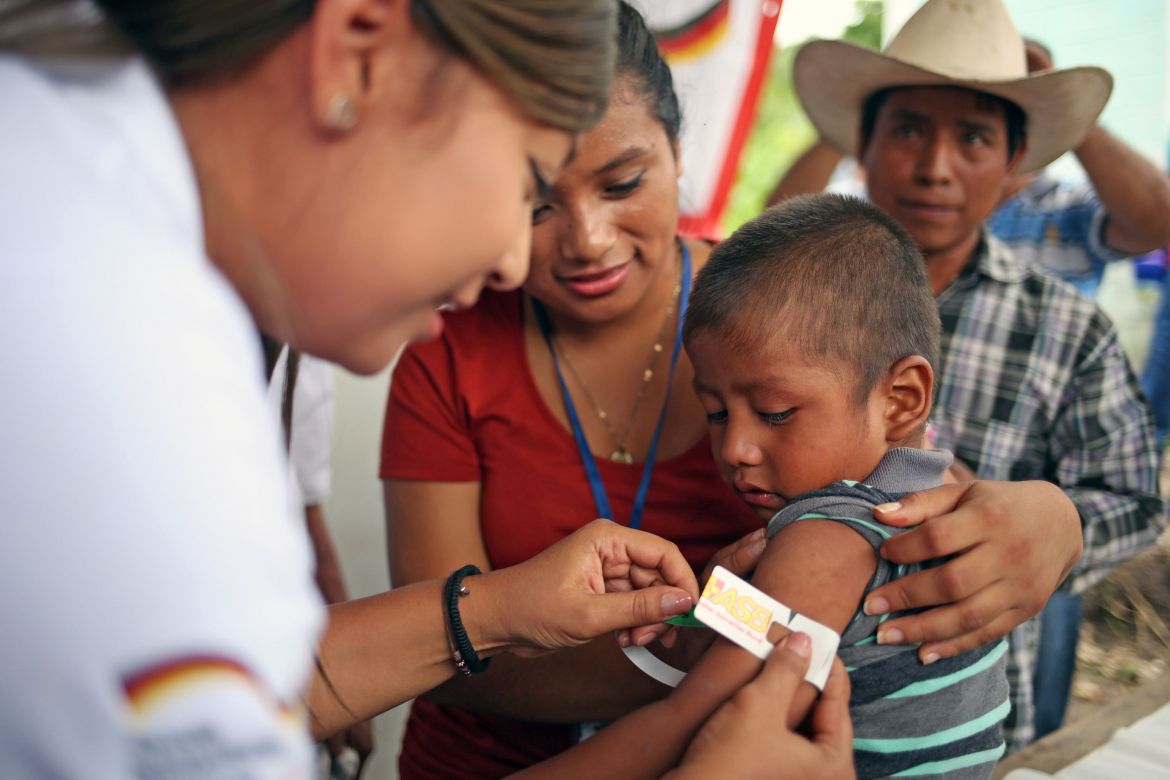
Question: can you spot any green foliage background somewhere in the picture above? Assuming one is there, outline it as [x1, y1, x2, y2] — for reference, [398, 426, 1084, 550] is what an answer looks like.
[720, 0, 883, 234]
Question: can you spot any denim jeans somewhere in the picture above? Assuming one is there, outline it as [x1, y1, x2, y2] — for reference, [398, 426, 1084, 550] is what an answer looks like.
[1141, 263, 1170, 450]
[1032, 591, 1084, 739]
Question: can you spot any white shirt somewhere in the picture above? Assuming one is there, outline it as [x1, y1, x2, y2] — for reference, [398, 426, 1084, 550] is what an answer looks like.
[0, 54, 324, 778]
[268, 352, 336, 507]
[291, 356, 336, 506]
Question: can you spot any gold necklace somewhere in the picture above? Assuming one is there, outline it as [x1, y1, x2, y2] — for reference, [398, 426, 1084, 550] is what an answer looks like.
[552, 257, 683, 464]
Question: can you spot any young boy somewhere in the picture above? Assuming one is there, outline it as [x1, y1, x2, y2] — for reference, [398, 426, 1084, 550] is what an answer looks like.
[526, 194, 1009, 780]
[680, 193, 1009, 779]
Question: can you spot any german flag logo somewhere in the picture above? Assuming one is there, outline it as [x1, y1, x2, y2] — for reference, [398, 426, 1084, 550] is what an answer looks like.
[654, 0, 732, 64]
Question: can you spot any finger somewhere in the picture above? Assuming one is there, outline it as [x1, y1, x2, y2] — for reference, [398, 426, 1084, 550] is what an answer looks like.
[606, 579, 633, 593]
[599, 562, 671, 592]
[628, 563, 667, 590]
[873, 581, 1010, 646]
[865, 548, 998, 617]
[747, 632, 812, 703]
[700, 528, 767, 583]
[820, 657, 851, 705]
[915, 610, 1029, 664]
[352, 721, 375, 758]
[582, 584, 694, 639]
[629, 622, 672, 647]
[877, 508, 985, 566]
[601, 525, 699, 600]
[353, 729, 374, 779]
[872, 482, 974, 528]
[350, 742, 370, 780]
[810, 658, 854, 749]
[871, 581, 1016, 648]
[326, 731, 346, 758]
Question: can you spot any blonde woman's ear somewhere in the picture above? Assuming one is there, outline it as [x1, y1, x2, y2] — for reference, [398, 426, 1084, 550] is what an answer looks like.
[307, 0, 415, 134]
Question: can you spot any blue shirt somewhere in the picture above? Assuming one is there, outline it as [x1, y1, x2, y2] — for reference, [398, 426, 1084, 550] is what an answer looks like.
[987, 174, 1127, 295]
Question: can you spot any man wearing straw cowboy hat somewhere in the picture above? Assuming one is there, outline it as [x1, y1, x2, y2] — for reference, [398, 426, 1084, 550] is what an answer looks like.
[792, 0, 1164, 751]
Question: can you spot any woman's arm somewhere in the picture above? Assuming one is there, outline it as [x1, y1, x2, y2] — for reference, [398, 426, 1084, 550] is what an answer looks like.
[863, 480, 1082, 662]
[513, 520, 875, 779]
[308, 519, 700, 739]
[868, 302, 1164, 663]
[668, 649, 857, 780]
[385, 479, 694, 721]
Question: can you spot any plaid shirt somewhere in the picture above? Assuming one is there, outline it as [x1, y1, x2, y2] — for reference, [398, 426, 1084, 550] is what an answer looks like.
[931, 232, 1165, 750]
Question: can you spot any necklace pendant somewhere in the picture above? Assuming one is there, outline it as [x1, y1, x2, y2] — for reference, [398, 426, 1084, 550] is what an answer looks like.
[610, 447, 635, 464]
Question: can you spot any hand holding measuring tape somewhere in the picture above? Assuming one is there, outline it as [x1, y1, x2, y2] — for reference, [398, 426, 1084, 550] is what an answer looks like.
[491, 518, 700, 658]
[667, 640, 858, 780]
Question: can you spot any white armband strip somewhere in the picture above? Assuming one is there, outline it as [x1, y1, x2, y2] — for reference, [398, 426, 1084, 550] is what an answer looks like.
[620, 645, 686, 687]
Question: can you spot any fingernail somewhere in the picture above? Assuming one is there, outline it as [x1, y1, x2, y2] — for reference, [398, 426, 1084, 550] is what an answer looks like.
[877, 627, 904, 645]
[636, 631, 656, 647]
[923, 652, 941, 666]
[788, 632, 812, 658]
[747, 537, 767, 559]
[617, 632, 630, 648]
[874, 502, 901, 513]
[864, 596, 890, 616]
[661, 592, 693, 616]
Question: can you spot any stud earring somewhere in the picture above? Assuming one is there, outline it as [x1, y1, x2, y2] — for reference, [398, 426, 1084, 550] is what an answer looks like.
[325, 93, 358, 132]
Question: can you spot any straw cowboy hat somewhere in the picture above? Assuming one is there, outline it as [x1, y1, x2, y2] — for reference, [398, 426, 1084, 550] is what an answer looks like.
[793, 0, 1112, 173]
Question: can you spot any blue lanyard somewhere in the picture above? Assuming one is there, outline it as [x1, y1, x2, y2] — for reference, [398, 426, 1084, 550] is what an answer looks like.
[531, 243, 692, 530]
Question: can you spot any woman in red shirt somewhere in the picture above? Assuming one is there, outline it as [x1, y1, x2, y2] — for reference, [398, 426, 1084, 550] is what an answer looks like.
[383, 11, 754, 776]
[381, 4, 1084, 777]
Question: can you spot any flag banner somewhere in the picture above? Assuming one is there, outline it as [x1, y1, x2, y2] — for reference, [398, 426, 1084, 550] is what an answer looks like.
[637, 0, 782, 237]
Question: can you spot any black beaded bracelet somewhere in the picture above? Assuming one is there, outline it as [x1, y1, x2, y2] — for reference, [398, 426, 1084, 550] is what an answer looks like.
[443, 564, 491, 676]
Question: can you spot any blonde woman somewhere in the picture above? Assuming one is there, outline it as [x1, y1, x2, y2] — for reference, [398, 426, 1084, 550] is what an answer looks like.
[0, 1, 710, 776]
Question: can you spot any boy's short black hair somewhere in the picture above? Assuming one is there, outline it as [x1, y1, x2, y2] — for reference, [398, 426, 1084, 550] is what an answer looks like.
[859, 86, 1028, 161]
[684, 193, 940, 406]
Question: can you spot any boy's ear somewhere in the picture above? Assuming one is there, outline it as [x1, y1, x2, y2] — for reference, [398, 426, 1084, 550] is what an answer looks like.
[882, 355, 934, 443]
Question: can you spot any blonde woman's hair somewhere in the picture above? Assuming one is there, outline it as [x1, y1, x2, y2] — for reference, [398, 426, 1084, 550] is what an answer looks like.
[0, 0, 616, 132]
[0, 0, 125, 60]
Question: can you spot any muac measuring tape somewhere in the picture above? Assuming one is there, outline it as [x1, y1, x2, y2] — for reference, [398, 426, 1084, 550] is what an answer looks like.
[620, 566, 841, 690]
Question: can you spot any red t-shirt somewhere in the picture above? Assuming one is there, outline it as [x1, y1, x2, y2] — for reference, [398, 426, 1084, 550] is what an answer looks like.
[380, 289, 759, 779]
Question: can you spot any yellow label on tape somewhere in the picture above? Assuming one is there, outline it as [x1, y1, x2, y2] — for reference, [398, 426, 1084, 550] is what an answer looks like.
[694, 566, 840, 690]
